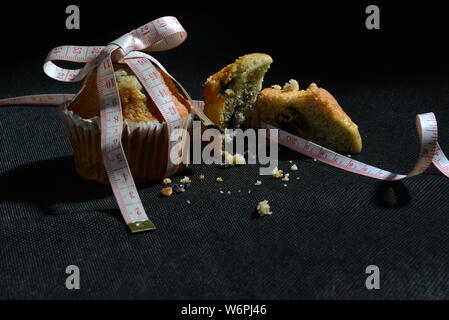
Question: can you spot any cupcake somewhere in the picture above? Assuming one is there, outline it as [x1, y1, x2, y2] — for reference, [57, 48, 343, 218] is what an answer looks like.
[60, 63, 193, 183]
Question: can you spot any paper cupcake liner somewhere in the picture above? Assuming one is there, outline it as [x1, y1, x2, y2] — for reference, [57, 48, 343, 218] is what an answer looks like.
[59, 102, 193, 184]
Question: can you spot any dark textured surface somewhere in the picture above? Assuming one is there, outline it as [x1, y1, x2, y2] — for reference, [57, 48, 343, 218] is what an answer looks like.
[0, 3, 448, 299]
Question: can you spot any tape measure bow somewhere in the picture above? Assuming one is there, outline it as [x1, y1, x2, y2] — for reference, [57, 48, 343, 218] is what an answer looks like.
[1, 16, 193, 233]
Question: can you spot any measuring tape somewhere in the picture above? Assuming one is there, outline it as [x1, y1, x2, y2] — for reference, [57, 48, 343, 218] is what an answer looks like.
[0, 16, 197, 233]
[261, 112, 449, 180]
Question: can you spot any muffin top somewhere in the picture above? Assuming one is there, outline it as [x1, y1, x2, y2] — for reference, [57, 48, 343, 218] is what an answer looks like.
[69, 63, 190, 122]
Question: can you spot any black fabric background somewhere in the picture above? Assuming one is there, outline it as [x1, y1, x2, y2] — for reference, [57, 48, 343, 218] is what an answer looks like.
[0, 1, 448, 299]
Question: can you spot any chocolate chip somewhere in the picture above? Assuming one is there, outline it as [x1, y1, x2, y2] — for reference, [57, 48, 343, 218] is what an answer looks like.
[228, 113, 240, 129]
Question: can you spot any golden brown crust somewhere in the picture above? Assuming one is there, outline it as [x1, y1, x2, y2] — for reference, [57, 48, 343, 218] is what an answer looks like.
[69, 63, 189, 122]
[203, 53, 273, 130]
[257, 82, 362, 153]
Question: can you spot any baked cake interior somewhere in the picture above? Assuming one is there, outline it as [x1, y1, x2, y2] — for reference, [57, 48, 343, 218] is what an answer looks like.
[220, 61, 271, 130]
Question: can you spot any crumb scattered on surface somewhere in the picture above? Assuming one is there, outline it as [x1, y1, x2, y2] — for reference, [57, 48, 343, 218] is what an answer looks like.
[257, 200, 272, 216]
[272, 167, 284, 179]
[347, 154, 352, 158]
[271, 84, 282, 90]
[282, 173, 290, 182]
[290, 164, 298, 171]
[283, 184, 287, 187]
[313, 159, 317, 162]
[180, 176, 192, 183]
[162, 178, 172, 185]
[297, 177, 300, 180]
[227, 191, 231, 195]
[254, 180, 262, 186]
[160, 187, 173, 197]
[220, 190, 224, 194]
[216, 177, 224, 182]
[222, 151, 246, 165]
[199, 175, 205, 180]
[222, 151, 234, 164]
[233, 153, 246, 165]
[186, 200, 191, 204]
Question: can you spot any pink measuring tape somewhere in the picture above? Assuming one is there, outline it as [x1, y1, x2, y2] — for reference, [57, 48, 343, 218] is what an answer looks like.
[0, 16, 196, 233]
[261, 112, 449, 180]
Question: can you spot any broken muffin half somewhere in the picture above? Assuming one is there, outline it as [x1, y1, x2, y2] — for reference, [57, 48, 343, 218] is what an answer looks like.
[203, 53, 273, 131]
[257, 80, 362, 153]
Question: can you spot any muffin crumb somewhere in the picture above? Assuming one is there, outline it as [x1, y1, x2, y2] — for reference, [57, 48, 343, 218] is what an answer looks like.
[160, 187, 173, 197]
[216, 177, 224, 182]
[282, 173, 290, 182]
[290, 164, 298, 171]
[257, 200, 272, 216]
[180, 176, 192, 184]
[233, 153, 246, 165]
[162, 178, 172, 185]
[199, 175, 205, 180]
[272, 167, 284, 179]
[283, 79, 299, 91]
[254, 180, 262, 186]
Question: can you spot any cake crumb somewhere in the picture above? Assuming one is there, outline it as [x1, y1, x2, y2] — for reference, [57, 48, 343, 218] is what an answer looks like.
[271, 84, 282, 90]
[180, 176, 192, 183]
[290, 164, 298, 171]
[282, 173, 290, 182]
[186, 200, 191, 204]
[222, 151, 246, 165]
[162, 178, 172, 185]
[233, 153, 246, 165]
[220, 190, 224, 194]
[272, 167, 284, 179]
[254, 180, 262, 186]
[222, 151, 234, 164]
[283, 184, 288, 187]
[347, 154, 352, 158]
[216, 177, 224, 182]
[227, 191, 231, 195]
[199, 175, 205, 180]
[283, 79, 299, 91]
[256, 200, 272, 216]
[160, 187, 173, 197]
